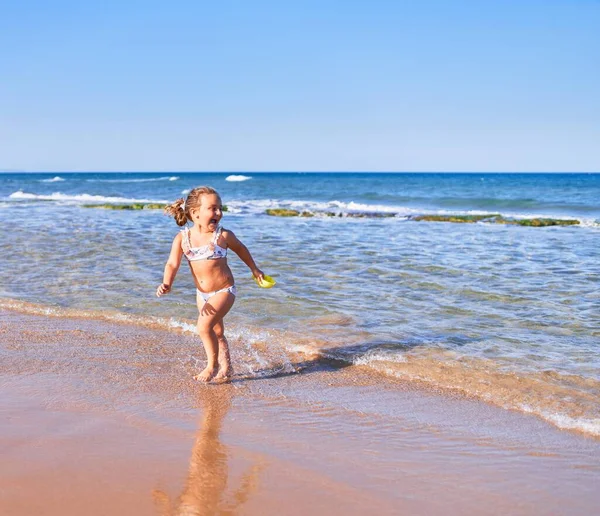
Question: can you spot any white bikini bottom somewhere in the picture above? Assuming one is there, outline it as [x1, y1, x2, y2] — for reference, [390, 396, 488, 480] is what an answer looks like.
[196, 285, 237, 304]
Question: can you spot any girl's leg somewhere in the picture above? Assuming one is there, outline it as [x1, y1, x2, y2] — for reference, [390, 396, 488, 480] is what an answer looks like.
[213, 320, 233, 381]
[195, 292, 235, 382]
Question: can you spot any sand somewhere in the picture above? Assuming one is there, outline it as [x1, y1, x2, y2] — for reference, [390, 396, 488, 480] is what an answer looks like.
[1, 309, 599, 515]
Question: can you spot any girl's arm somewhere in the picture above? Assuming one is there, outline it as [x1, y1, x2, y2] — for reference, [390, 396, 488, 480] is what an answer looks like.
[224, 230, 264, 282]
[156, 233, 183, 297]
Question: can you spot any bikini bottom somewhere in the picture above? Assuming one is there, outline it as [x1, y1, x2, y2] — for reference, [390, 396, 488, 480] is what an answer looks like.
[196, 285, 237, 304]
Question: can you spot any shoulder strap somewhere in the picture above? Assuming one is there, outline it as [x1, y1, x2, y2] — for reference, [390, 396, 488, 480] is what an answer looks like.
[213, 225, 223, 244]
[181, 228, 191, 253]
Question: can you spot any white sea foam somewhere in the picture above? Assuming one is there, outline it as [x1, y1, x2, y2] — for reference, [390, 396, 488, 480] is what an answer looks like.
[577, 218, 600, 228]
[167, 318, 198, 334]
[86, 176, 179, 183]
[224, 198, 419, 216]
[0, 298, 199, 336]
[239, 199, 508, 217]
[8, 190, 168, 204]
[352, 352, 408, 366]
[348, 350, 600, 438]
[226, 175, 252, 182]
[222, 198, 598, 226]
[3, 297, 599, 437]
[40, 176, 65, 183]
[329, 200, 402, 213]
[5, 189, 597, 227]
[519, 405, 600, 437]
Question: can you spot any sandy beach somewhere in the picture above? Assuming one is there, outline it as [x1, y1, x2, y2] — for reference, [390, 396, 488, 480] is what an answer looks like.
[2, 308, 599, 515]
[3, 0, 599, 509]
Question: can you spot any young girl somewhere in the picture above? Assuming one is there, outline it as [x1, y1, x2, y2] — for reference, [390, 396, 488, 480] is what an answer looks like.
[157, 186, 264, 383]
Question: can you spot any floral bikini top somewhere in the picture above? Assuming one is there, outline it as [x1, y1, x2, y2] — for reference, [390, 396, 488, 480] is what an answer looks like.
[181, 226, 227, 261]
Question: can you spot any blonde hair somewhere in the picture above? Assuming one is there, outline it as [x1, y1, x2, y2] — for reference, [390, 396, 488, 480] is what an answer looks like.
[164, 186, 220, 226]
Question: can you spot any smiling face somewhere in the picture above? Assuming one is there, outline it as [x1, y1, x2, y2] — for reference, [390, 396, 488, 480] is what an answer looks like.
[191, 193, 223, 230]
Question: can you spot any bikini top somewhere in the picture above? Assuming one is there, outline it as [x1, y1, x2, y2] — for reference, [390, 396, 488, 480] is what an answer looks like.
[181, 226, 227, 261]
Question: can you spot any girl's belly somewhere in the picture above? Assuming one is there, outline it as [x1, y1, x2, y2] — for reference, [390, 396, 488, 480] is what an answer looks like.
[189, 260, 234, 292]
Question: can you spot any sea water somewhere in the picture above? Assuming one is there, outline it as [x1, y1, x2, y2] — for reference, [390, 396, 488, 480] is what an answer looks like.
[1, 172, 598, 436]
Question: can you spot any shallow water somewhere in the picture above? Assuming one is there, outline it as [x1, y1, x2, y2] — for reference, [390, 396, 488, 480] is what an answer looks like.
[1, 172, 599, 436]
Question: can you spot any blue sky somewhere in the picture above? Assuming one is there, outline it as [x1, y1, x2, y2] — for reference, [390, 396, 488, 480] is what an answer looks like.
[1, 0, 598, 172]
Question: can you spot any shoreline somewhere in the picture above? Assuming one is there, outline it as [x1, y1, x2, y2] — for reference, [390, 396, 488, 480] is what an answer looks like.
[2, 299, 599, 439]
[2, 309, 599, 515]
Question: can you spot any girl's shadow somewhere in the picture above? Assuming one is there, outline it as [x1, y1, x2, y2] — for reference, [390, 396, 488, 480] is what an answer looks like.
[232, 352, 354, 382]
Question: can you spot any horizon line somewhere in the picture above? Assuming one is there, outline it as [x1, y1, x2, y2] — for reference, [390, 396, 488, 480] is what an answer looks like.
[1, 170, 599, 174]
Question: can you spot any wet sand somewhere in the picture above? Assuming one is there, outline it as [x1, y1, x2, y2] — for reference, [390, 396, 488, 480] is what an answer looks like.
[1, 309, 599, 515]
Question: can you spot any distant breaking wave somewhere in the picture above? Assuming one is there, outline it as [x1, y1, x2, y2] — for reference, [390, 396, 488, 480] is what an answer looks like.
[40, 176, 65, 183]
[223, 198, 597, 225]
[225, 175, 252, 182]
[86, 176, 179, 183]
[224, 198, 413, 215]
[5, 191, 598, 226]
[225, 198, 495, 218]
[8, 190, 167, 204]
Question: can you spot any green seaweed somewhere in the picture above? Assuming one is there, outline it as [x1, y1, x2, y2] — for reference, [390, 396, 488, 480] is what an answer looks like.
[346, 212, 397, 218]
[262, 207, 580, 227]
[83, 203, 229, 212]
[413, 214, 579, 226]
[266, 208, 300, 217]
[82, 203, 166, 210]
[502, 217, 579, 227]
[412, 214, 501, 223]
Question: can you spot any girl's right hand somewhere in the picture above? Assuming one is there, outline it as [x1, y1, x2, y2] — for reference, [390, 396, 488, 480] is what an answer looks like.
[156, 283, 171, 297]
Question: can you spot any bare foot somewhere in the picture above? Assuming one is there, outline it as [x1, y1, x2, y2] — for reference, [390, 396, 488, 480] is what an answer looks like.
[215, 335, 233, 382]
[194, 366, 217, 382]
[213, 364, 234, 383]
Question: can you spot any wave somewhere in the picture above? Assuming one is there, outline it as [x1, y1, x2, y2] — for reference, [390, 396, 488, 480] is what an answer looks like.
[2, 297, 599, 438]
[224, 198, 494, 216]
[40, 176, 65, 183]
[4, 191, 598, 226]
[0, 298, 297, 381]
[226, 175, 252, 182]
[8, 190, 168, 204]
[86, 176, 179, 183]
[224, 198, 598, 225]
[224, 198, 418, 216]
[0, 297, 199, 334]
[325, 345, 600, 437]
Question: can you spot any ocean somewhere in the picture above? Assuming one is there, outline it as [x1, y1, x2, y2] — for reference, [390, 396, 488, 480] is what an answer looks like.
[1, 172, 599, 437]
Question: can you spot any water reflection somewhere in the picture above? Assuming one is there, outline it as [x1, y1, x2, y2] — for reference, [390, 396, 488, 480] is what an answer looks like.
[154, 386, 263, 515]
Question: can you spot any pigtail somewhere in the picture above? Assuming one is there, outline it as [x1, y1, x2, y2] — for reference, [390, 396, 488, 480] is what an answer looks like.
[164, 186, 219, 226]
[164, 198, 189, 226]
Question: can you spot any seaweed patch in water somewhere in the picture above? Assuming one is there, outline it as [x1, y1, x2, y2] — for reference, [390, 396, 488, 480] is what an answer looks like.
[411, 214, 579, 226]
[84, 203, 229, 211]
[83, 203, 167, 210]
[265, 208, 579, 226]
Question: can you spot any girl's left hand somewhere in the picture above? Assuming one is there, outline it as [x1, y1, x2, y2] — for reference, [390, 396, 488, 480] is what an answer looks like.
[252, 269, 265, 283]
